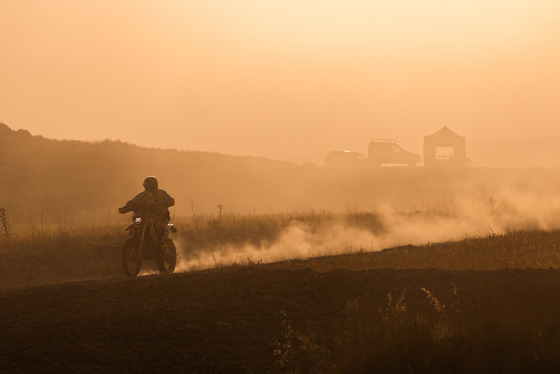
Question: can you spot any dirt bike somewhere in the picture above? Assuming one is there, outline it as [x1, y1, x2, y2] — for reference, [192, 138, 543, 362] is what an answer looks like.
[121, 203, 178, 277]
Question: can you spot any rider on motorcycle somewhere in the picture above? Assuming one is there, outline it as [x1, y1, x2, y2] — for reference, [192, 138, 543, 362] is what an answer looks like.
[118, 176, 175, 248]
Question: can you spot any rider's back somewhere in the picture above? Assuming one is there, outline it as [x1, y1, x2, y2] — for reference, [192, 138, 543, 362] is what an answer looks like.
[128, 189, 173, 222]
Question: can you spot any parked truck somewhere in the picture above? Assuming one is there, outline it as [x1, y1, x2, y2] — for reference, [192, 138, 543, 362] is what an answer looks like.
[367, 139, 421, 167]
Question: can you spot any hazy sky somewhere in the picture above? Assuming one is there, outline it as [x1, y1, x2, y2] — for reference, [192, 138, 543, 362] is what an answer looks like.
[1, 0, 559, 163]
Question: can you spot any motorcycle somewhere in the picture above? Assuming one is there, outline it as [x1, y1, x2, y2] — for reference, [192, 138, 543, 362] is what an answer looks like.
[121, 202, 178, 277]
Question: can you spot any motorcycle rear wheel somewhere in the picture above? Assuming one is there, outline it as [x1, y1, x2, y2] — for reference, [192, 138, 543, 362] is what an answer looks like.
[122, 238, 142, 277]
[157, 238, 177, 274]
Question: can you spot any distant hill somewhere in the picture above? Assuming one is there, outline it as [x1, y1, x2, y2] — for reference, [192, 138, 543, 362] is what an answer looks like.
[3, 123, 560, 225]
[469, 137, 560, 168]
[0, 123, 315, 222]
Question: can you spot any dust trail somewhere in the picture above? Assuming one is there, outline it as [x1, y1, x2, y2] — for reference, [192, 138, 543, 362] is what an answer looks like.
[175, 222, 376, 272]
[174, 189, 560, 272]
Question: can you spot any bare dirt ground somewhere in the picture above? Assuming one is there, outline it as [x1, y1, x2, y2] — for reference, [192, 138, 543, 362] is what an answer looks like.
[3, 261, 560, 373]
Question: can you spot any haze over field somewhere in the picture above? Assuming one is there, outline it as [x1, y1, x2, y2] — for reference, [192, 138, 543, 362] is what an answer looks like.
[2, 1, 560, 164]
[2, 127, 560, 240]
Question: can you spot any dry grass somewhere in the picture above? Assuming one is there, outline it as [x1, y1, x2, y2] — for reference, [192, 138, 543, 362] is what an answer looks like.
[0, 209, 380, 284]
[265, 228, 560, 273]
[2, 208, 560, 285]
[4, 209, 560, 371]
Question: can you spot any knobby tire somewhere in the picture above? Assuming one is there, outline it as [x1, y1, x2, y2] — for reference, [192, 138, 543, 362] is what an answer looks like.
[157, 238, 177, 274]
[122, 238, 142, 277]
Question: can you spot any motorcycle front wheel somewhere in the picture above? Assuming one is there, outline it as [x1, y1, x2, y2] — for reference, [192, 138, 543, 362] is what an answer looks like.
[157, 238, 177, 274]
[122, 238, 142, 277]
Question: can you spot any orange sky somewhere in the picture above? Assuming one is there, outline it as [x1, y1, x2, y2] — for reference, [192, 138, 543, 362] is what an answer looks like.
[1, 0, 560, 163]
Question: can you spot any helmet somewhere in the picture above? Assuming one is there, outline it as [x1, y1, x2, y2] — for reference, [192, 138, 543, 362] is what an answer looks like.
[143, 176, 158, 192]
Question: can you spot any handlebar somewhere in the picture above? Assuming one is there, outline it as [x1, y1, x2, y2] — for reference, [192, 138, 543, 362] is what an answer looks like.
[120, 202, 163, 215]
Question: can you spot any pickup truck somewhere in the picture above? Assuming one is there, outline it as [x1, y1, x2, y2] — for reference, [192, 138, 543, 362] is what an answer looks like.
[367, 140, 421, 166]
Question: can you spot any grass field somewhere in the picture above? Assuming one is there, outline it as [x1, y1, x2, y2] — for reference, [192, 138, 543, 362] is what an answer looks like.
[3, 204, 560, 280]
[3, 208, 560, 372]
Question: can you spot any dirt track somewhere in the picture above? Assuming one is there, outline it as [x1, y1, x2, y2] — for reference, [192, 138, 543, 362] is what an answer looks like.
[3, 265, 560, 373]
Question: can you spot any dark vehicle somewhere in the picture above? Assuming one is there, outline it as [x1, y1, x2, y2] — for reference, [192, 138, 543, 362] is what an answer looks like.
[325, 150, 367, 168]
[368, 140, 421, 166]
[121, 202, 178, 277]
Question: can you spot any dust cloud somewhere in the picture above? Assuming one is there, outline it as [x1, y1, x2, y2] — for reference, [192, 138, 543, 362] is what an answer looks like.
[175, 186, 560, 272]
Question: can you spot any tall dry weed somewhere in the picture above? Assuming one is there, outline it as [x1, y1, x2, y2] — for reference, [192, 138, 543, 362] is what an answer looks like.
[273, 310, 332, 373]
[0, 208, 11, 241]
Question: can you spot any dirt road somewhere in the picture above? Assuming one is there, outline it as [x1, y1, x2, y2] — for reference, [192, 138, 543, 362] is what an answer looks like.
[3, 265, 560, 373]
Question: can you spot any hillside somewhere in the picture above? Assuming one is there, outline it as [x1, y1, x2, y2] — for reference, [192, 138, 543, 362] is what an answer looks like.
[3, 122, 560, 228]
[0, 123, 315, 222]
